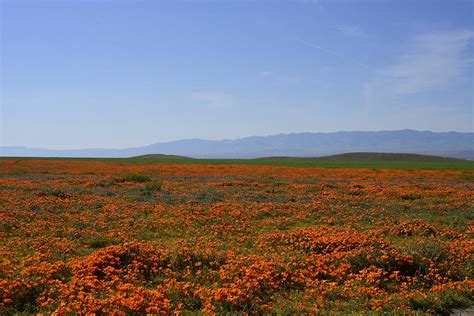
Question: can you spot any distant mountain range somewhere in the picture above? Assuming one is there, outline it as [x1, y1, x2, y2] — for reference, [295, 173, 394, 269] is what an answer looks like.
[2, 130, 473, 159]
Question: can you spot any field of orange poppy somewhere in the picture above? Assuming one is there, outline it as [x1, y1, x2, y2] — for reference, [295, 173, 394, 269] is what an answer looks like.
[1, 158, 473, 314]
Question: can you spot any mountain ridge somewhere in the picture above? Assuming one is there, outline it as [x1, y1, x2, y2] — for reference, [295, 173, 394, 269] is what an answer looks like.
[2, 130, 473, 159]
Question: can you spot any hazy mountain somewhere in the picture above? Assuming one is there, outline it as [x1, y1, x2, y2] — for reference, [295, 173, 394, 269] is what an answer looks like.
[1, 130, 473, 159]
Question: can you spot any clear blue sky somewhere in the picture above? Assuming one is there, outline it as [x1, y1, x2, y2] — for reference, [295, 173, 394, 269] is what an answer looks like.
[1, 0, 473, 149]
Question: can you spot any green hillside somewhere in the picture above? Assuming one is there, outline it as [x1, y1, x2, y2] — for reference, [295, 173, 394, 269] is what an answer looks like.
[2, 152, 473, 170]
[317, 152, 465, 162]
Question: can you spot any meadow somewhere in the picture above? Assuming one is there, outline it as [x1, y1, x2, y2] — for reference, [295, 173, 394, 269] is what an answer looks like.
[1, 158, 473, 314]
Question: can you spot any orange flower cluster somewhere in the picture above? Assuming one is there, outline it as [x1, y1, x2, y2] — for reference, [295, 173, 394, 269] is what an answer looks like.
[0, 159, 473, 314]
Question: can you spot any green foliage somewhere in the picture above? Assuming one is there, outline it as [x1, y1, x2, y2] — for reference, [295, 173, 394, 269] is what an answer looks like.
[37, 188, 72, 199]
[83, 236, 115, 249]
[139, 181, 163, 195]
[407, 289, 474, 314]
[115, 173, 152, 183]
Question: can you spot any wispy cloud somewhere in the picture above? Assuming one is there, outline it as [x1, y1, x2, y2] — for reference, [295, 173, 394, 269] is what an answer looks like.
[380, 30, 473, 95]
[298, 39, 370, 69]
[259, 71, 273, 78]
[363, 29, 474, 113]
[336, 25, 364, 37]
[191, 92, 235, 108]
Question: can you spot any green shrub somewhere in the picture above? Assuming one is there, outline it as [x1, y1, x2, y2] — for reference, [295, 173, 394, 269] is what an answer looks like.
[37, 188, 72, 199]
[115, 174, 152, 183]
[139, 182, 163, 196]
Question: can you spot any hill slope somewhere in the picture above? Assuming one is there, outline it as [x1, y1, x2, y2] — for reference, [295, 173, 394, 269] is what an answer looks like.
[318, 152, 466, 162]
[132, 154, 192, 160]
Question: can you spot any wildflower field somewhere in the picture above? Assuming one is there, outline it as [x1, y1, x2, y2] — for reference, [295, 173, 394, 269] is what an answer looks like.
[1, 158, 473, 314]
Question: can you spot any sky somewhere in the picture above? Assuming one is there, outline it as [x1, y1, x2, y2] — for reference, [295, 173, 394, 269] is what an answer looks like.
[1, 0, 473, 149]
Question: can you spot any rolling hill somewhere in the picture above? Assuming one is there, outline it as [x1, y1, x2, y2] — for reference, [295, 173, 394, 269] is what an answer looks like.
[313, 152, 466, 162]
[132, 154, 193, 160]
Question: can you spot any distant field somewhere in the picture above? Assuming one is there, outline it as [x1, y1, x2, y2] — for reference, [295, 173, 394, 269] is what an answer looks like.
[2, 152, 474, 170]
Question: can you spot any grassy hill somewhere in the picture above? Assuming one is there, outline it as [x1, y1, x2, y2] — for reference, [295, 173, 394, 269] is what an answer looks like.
[250, 153, 473, 170]
[132, 154, 193, 160]
[2, 152, 473, 170]
[318, 152, 466, 162]
[95, 152, 474, 170]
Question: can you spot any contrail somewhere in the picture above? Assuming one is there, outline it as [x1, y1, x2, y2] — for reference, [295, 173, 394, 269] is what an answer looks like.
[298, 39, 371, 69]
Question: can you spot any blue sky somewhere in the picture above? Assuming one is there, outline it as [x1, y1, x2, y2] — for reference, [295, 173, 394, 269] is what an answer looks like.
[1, 0, 473, 149]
